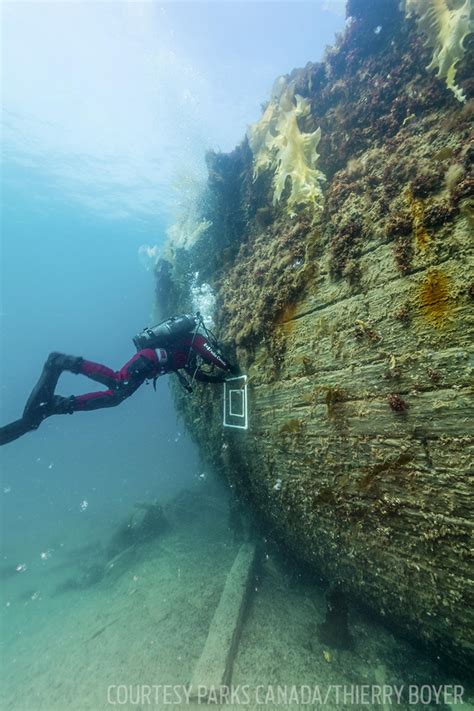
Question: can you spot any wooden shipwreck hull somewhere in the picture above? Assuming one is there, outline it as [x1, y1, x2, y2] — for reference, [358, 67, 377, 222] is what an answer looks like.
[156, 0, 474, 670]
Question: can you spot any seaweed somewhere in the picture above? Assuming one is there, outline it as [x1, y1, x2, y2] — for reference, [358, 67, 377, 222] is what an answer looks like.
[387, 393, 408, 412]
[329, 218, 364, 280]
[394, 303, 412, 324]
[393, 234, 414, 275]
[410, 171, 442, 198]
[422, 200, 457, 228]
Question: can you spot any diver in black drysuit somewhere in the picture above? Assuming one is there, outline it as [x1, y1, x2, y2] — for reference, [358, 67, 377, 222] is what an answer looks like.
[0, 313, 237, 446]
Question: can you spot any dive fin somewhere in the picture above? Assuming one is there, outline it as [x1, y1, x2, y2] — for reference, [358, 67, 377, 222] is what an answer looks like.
[23, 352, 82, 419]
[0, 418, 38, 446]
[1, 395, 76, 446]
[23, 357, 61, 419]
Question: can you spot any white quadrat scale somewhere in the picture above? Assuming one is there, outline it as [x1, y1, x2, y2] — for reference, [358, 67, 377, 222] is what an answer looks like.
[223, 375, 248, 430]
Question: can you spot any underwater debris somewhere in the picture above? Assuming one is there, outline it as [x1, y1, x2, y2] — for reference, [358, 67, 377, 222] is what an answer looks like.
[107, 502, 169, 558]
[87, 617, 120, 642]
[57, 502, 171, 594]
[404, 0, 472, 102]
[56, 562, 106, 593]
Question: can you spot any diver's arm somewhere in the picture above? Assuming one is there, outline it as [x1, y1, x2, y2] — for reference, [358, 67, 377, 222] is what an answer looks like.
[190, 369, 228, 383]
[183, 333, 233, 371]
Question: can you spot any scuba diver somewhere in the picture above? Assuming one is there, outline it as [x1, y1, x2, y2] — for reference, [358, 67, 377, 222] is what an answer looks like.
[0, 313, 237, 446]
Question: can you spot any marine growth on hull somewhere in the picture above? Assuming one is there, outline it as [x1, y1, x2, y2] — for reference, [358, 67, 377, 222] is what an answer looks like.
[155, 0, 474, 677]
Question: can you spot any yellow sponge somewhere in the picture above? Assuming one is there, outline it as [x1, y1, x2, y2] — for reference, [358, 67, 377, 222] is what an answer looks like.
[405, 0, 472, 102]
[247, 77, 326, 212]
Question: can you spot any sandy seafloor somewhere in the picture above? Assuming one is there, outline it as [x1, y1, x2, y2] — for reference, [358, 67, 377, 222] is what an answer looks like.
[0, 481, 472, 711]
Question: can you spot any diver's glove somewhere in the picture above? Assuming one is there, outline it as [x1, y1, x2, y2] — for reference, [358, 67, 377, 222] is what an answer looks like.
[193, 370, 228, 384]
[227, 363, 241, 376]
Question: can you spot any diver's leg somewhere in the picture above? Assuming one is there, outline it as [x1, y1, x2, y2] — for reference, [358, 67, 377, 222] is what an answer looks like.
[23, 352, 83, 418]
[78, 360, 119, 387]
[7, 351, 155, 443]
[72, 383, 139, 411]
[71, 351, 159, 411]
[78, 350, 160, 389]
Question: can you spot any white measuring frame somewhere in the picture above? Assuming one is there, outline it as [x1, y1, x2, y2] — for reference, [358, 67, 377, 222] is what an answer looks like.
[223, 375, 248, 430]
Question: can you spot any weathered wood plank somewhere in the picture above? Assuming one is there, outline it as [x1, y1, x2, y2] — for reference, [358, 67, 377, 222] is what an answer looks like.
[252, 383, 474, 438]
[189, 543, 257, 698]
[254, 347, 473, 397]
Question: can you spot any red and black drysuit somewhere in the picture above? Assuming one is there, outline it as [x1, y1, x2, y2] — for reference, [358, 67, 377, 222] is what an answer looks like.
[0, 333, 234, 445]
[72, 332, 230, 411]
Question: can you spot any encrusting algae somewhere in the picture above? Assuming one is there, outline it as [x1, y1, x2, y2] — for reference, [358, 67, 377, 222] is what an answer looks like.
[418, 268, 453, 327]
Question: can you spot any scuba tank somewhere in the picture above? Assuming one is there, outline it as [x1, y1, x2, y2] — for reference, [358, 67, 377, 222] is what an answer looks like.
[133, 314, 196, 351]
